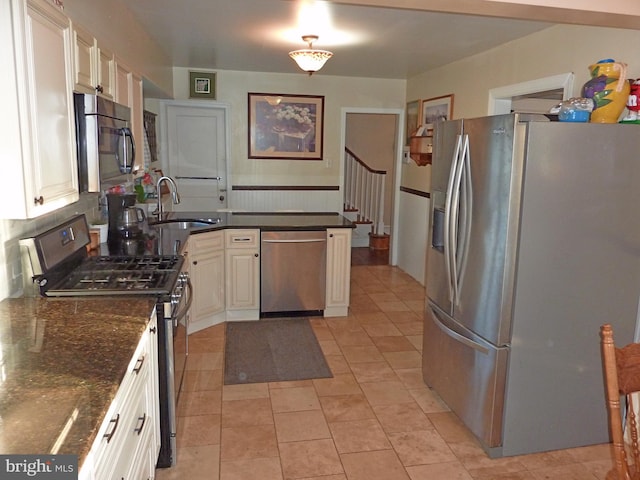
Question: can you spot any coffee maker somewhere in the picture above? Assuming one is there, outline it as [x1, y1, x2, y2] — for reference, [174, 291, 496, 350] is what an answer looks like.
[106, 192, 138, 246]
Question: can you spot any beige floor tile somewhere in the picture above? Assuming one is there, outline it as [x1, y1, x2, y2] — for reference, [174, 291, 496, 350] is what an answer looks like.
[409, 388, 450, 414]
[313, 372, 362, 397]
[222, 382, 270, 401]
[332, 329, 375, 347]
[309, 321, 334, 341]
[354, 311, 392, 325]
[187, 351, 224, 370]
[513, 449, 581, 471]
[527, 463, 600, 480]
[405, 300, 425, 314]
[368, 292, 403, 304]
[268, 379, 314, 389]
[178, 389, 222, 416]
[376, 301, 412, 313]
[318, 339, 343, 356]
[220, 457, 283, 480]
[428, 412, 476, 443]
[183, 368, 223, 392]
[362, 321, 403, 337]
[372, 403, 433, 433]
[274, 410, 331, 443]
[393, 320, 424, 335]
[156, 444, 220, 480]
[449, 441, 528, 477]
[325, 317, 365, 333]
[360, 381, 415, 405]
[176, 414, 221, 448]
[395, 368, 427, 389]
[221, 397, 274, 427]
[189, 334, 225, 353]
[329, 418, 391, 453]
[324, 354, 352, 375]
[270, 386, 321, 413]
[296, 475, 346, 480]
[340, 450, 410, 480]
[388, 311, 422, 323]
[349, 301, 383, 314]
[406, 461, 473, 480]
[349, 361, 399, 384]
[319, 394, 376, 423]
[405, 334, 423, 352]
[388, 429, 457, 466]
[383, 350, 422, 369]
[278, 439, 344, 478]
[565, 443, 611, 463]
[371, 335, 417, 352]
[220, 424, 279, 461]
[341, 345, 385, 364]
[360, 283, 391, 295]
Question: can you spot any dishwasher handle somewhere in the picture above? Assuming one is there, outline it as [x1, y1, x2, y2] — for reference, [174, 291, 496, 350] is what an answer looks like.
[261, 238, 326, 244]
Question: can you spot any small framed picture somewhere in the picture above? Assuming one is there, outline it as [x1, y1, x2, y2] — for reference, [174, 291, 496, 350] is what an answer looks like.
[189, 71, 216, 99]
[420, 94, 454, 128]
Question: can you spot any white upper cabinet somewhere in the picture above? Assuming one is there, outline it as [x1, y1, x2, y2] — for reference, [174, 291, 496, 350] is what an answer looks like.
[0, 0, 79, 218]
[72, 23, 115, 99]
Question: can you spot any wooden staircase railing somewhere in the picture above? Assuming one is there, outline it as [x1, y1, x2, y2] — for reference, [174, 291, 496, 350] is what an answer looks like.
[344, 147, 386, 235]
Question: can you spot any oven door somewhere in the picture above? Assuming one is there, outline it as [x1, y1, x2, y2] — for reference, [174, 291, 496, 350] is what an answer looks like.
[157, 273, 192, 468]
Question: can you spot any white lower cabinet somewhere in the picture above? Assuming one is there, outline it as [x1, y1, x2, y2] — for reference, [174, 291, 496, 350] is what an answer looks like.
[325, 228, 352, 317]
[80, 313, 159, 480]
[225, 229, 260, 320]
[188, 231, 225, 333]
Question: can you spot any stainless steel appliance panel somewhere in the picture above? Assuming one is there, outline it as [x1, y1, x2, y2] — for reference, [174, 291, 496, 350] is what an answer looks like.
[422, 302, 508, 448]
[500, 121, 640, 456]
[261, 231, 326, 313]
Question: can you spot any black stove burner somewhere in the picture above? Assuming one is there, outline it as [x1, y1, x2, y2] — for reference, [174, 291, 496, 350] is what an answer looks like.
[44, 255, 184, 297]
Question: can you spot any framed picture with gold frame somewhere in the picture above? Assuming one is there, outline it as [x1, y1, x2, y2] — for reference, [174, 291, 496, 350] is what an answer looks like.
[248, 92, 324, 160]
[405, 100, 420, 146]
[189, 71, 216, 99]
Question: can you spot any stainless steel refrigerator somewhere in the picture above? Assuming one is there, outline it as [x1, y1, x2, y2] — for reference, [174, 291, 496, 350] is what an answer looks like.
[422, 113, 640, 458]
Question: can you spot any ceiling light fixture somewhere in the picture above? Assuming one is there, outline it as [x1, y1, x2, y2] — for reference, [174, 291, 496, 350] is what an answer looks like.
[288, 35, 333, 75]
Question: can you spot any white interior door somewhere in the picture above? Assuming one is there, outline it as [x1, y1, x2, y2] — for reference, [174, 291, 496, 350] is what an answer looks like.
[164, 101, 229, 211]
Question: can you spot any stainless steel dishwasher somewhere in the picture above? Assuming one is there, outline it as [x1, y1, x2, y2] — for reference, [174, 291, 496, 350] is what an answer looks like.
[260, 230, 326, 314]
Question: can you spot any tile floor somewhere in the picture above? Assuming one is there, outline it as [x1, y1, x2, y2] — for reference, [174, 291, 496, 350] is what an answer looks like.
[156, 264, 613, 480]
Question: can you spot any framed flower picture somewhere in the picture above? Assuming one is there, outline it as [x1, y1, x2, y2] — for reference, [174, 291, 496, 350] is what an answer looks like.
[248, 93, 324, 160]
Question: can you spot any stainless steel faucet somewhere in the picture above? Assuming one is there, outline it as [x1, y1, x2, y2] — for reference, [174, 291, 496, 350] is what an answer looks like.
[155, 176, 181, 217]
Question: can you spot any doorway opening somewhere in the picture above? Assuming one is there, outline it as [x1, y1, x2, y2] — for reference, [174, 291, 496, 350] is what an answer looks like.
[488, 72, 574, 115]
[341, 107, 404, 266]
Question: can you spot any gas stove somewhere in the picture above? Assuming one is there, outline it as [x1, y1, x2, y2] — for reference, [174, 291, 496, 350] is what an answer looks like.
[20, 214, 183, 298]
[45, 254, 183, 296]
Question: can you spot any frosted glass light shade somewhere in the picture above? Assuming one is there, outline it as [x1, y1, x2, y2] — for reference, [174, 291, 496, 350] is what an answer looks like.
[289, 48, 333, 74]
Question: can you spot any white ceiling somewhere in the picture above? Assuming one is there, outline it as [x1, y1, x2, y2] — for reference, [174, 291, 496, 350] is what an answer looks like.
[126, 0, 553, 79]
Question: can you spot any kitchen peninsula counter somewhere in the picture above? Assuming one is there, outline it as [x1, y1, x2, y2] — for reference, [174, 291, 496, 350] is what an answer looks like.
[0, 296, 155, 466]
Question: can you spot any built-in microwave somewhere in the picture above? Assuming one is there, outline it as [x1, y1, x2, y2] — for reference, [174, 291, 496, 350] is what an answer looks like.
[73, 93, 136, 192]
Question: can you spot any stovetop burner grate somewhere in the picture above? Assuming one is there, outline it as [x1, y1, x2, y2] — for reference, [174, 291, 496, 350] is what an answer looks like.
[44, 254, 184, 296]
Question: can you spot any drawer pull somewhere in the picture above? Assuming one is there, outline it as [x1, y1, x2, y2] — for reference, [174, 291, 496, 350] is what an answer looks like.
[133, 355, 145, 374]
[233, 237, 252, 242]
[149, 325, 157, 334]
[134, 413, 147, 435]
[104, 414, 120, 443]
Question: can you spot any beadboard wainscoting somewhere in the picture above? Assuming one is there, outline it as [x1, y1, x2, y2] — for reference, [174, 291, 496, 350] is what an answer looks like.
[230, 186, 342, 212]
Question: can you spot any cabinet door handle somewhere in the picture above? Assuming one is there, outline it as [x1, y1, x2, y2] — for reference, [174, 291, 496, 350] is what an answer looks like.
[133, 355, 145, 374]
[254, 253, 259, 257]
[34, 196, 44, 205]
[329, 233, 334, 238]
[192, 260, 198, 265]
[104, 414, 120, 443]
[149, 325, 156, 334]
[134, 413, 147, 435]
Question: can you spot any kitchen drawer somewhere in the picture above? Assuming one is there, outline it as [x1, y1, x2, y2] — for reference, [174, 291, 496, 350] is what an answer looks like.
[225, 229, 259, 249]
[191, 230, 224, 252]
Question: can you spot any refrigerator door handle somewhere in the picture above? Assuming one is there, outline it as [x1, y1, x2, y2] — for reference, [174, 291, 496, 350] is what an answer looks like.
[429, 303, 490, 355]
[456, 135, 473, 293]
[449, 136, 466, 305]
[444, 134, 464, 303]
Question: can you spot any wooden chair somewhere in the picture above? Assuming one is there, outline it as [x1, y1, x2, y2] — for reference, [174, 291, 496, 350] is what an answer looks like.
[601, 323, 640, 480]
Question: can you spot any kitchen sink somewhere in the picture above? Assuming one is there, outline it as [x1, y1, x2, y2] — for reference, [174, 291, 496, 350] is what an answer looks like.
[149, 218, 220, 230]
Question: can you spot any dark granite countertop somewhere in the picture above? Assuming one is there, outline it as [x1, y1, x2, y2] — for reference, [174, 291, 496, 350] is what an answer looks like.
[151, 211, 355, 233]
[0, 296, 156, 466]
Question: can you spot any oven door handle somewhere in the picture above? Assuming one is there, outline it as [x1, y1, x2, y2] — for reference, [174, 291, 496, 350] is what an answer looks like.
[173, 278, 193, 327]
